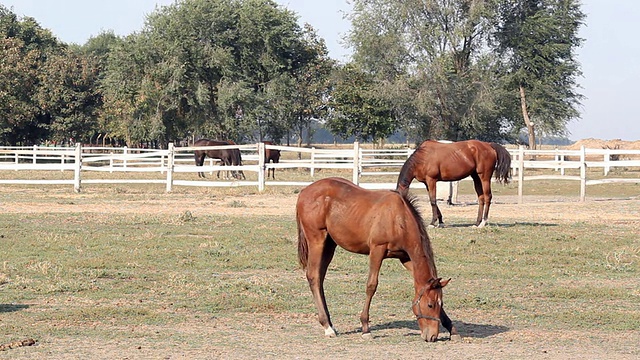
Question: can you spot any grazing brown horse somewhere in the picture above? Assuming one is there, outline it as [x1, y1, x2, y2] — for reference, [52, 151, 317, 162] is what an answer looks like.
[262, 141, 281, 180]
[396, 140, 511, 228]
[296, 177, 458, 342]
[193, 139, 245, 179]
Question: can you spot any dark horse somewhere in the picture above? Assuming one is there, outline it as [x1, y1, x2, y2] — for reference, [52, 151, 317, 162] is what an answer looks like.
[262, 141, 281, 180]
[193, 139, 245, 179]
[396, 140, 511, 228]
[296, 177, 459, 342]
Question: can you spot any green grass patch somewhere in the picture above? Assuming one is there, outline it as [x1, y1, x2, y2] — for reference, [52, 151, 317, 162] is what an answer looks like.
[0, 191, 638, 354]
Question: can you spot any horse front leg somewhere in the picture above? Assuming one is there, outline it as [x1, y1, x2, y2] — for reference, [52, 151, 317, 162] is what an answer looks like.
[440, 307, 461, 341]
[360, 247, 386, 339]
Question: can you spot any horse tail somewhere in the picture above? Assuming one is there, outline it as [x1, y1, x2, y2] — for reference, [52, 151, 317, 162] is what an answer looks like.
[490, 143, 512, 184]
[296, 211, 309, 270]
[236, 149, 243, 165]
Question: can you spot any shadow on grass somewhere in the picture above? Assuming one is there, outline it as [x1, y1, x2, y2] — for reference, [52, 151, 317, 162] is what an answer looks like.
[453, 320, 509, 338]
[346, 319, 509, 339]
[441, 222, 558, 228]
[0, 304, 29, 313]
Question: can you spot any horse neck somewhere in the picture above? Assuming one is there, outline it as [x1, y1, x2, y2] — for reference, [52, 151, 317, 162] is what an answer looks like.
[408, 246, 438, 285]
[396, 155, 416, 193]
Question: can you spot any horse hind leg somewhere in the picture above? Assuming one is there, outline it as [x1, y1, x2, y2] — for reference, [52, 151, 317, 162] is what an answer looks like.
[480, 179, 493, 227]
[195, 154, 206, 178]
[305, 233, 337, 337]
[471, 174, 492, 227]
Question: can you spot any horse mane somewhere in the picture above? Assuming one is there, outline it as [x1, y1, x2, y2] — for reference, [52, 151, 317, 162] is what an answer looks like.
[399, 191, 437, 276]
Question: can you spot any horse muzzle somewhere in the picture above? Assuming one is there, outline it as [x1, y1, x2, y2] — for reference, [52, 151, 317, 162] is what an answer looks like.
[421, 330, 438, 342]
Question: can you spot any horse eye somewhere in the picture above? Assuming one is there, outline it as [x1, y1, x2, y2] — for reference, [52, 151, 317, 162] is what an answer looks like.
[428, 303, 434, 309]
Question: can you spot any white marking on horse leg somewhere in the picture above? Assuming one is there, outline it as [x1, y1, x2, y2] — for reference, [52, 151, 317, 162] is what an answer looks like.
[476, 219, 486, 228]
[361, 332, 373, 340]
[324, 326, 336, 338]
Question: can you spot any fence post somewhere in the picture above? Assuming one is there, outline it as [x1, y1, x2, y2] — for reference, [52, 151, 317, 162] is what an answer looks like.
[166, 143, 174, 193]
[518, 145, 524, 204]
[580, 145, 586, 201]
[604, 151, 610, 176]
[123, 146, 128, 168]
[258, 142, 265, 192]
[310, 147, 316, 177]
[61, 149, 65, 172]
[352, 141, 360, 185]
[74, 143, 82, 193]
[33, 145, 37, 164]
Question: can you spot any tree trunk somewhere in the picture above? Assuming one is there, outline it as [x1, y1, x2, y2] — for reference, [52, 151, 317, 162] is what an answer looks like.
[519, 85, 536, 150]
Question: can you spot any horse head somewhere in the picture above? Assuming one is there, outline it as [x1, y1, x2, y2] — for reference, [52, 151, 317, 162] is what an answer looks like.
[413, 277, 450, 342]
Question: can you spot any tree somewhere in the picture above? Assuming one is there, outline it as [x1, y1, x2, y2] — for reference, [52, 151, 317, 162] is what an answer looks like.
[348, 0, 505, 142]
[285, 24, 334, 147]
[328, 63, 395, 144]
[100, 0, 317, 146]
[36, 48, 102, 144]
[0, 5, 62, 145]
[493, 0, 585, 148]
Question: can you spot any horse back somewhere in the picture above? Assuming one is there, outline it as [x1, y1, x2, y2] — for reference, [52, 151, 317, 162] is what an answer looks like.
[297, 178, 418, 255]
[414, 140, 497, 180]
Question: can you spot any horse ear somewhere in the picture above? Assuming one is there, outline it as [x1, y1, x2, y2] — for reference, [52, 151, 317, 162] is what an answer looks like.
[438, 278, 451, 288]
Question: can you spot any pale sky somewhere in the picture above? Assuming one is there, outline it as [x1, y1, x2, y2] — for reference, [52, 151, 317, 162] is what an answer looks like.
[3, 0, 639, 141]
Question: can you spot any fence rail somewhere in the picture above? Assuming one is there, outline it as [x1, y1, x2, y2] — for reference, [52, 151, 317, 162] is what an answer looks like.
[1, 143, 639, 202]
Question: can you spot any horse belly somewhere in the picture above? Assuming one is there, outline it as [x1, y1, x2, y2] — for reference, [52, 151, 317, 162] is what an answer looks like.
[325, 216, 371, 255]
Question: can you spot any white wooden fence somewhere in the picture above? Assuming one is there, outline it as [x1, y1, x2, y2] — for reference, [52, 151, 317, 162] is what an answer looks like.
[1, 143, 639, 202]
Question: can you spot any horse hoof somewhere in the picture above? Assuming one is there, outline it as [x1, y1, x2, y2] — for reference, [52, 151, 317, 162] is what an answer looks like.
[361, 332, 373, 340]
[324, 327, 337, 338]
[450, 334, 462, 342]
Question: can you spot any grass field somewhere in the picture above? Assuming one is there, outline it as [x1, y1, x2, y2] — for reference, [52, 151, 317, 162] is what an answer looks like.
[0, 180, 639, 359]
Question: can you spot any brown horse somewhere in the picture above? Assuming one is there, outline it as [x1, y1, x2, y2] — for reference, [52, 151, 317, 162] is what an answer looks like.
[193, 139, 245, 179]
[296, 177, 458, 342]
[262, 141, 281, 180]
[396, 140, 511, 228]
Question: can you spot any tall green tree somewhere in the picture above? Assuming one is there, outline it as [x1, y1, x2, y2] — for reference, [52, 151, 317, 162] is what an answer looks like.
[493, 0, 585, 148]
[100, 0, 316, 146]
[0, 5, 62, 145]
[36, 48, 102, 144]
[328, 63, 395, 144]
[285, 24, 334, 146]
[348, 0, 504, 142]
